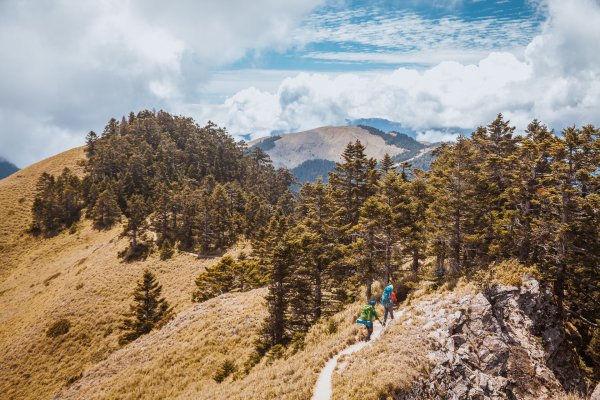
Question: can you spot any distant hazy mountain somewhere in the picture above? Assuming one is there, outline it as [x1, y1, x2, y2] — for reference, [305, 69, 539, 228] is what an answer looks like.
[346, 118, 419, 138]
[0, 157, 19, 179]
[250, 125, 439, 183]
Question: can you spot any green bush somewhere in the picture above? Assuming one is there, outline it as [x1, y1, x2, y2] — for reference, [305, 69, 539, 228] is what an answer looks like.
[47, 319, 71, 337]
[213, 359, 237, 383]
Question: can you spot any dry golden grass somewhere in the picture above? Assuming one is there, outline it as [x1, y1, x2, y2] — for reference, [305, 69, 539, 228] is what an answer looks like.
[0, 148, 250, 399]
[330, 311, 432, 400]
[56, 288, 268, 400]
[472, 259, 542, 289]
[0, 146, 86, 253]
[204, 304, 366, 400]
[0, 216, 250, 400]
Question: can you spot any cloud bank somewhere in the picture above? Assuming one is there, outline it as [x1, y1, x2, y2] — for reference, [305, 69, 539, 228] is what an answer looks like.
[207, 0, 600, 142]
[2, 0, 600, 165]
[0, 0, 321, 166]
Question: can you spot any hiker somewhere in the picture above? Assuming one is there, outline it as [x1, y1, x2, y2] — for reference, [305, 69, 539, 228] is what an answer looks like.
[356, 300, 383, 341]
[380, 284, 397, 325]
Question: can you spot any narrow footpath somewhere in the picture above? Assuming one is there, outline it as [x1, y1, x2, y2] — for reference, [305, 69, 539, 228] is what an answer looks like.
[311, 312, 401, 400]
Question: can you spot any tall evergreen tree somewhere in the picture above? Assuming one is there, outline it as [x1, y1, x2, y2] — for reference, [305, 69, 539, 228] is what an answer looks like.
[92, 187, 121, 229]
[328, 140, 380, 235]
[124, 194, 148, 250]
[426, 137, 478, 275]
[119, 270, 173, 344]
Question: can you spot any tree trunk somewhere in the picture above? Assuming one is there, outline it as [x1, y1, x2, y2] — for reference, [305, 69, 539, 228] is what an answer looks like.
[314, 265, 322, 321]
[412, 248, 419, 273]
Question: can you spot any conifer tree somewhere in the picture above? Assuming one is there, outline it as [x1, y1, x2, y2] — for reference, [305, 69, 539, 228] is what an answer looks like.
[297, 178, 337, 319]
[85, 131, 98, 157]
[381, 153, 395, 175]
[352, 196, 391, 298]
[264, 228, 296, 347]
[119, 270, 172, 344]
[210, 183, 234, 251]
[328, 140, 380, 234]
[426, 137, 478, 275]
[124, 194, 148, 250]
[92, 187, 121, 229]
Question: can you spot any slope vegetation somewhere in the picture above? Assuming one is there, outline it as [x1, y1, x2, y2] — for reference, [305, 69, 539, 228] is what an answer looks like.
[0, 148, 248, 399]
[0, 147, 85, 253]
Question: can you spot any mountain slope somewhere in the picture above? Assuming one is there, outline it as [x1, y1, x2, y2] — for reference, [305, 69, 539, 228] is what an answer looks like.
[0, 148, 249, 400]
[250, 125, 438, 182]
[0, 147, 85, 252]
[0, 157, 19, 180]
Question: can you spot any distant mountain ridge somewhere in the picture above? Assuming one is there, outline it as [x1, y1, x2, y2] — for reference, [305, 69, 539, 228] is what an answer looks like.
[347, 118, 419, 138]
[0, 157, 19, 179]
[250, 125, 440, 183]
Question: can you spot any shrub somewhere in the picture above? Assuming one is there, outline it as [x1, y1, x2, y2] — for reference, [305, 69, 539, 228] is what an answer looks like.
[472, 259, 541, 290]
[47, 319, 71, 337]
[326, 318, 338, 335]
[213, 359, 237, 383]
[159, 239, 174, 260]
[66, 372, 82, 386]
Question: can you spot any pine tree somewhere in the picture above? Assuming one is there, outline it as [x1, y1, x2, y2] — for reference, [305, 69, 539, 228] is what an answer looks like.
[495, 120, 555, 262]
[119, 270, 172, 344]
[297, 178, 337, 320]
[328, 140, 380, 235]
[380, 153, 395, 175]
[351, 196, 391, 299]
[123, 194, 148, 250]
[85, 131, 98, 157]
[92, 187, 121, 229]
[426, 137, 478, 275]
[210, 184, 234, 251]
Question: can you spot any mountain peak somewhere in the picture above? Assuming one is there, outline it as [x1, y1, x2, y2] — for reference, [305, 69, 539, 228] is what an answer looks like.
[0, 156, 19, 179]
[250, 124, 438, 183]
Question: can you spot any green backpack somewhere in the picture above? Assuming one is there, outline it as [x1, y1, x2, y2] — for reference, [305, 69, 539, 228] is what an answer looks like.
[359, 304, 375, 321]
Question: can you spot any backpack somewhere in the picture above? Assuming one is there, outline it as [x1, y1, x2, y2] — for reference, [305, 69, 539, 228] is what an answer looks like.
[359, 304, 375, 321]
[380, 285, 393, 305]
[391, 291, 397, 304]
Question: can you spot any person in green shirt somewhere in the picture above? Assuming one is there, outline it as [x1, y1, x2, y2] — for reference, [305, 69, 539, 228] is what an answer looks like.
[356, 300, 383, 341]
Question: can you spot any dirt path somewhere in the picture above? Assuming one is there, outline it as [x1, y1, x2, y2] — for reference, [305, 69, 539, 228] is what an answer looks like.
[311, 311, 402, 400]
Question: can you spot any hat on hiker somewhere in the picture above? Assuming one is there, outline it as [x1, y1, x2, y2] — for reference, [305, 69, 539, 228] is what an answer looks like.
[370, 300, 376, 306]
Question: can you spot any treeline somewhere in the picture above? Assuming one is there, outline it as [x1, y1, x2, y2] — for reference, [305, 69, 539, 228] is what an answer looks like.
[31, 110, 294, 258]
[30, 112, 598, 376]
[31, 169, 83, 234]
[249, 115, 599, 377]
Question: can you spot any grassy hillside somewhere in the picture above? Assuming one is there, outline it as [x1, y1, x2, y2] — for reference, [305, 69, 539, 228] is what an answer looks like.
[0, 147, 86, 253]
[0, 148, 250, 399]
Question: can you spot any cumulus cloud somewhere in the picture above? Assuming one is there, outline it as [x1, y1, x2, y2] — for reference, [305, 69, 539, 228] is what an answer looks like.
[0, 0, 321, 166]
[209, 0, 600, 141]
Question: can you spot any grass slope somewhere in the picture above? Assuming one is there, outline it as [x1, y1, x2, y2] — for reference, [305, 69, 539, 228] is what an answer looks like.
[0, 147, 85, 253]
[0, 148, 248, 399]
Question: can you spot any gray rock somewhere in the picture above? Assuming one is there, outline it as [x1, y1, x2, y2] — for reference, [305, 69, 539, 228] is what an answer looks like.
[399, 277, 585, 400]
[591, 382, 600, 400]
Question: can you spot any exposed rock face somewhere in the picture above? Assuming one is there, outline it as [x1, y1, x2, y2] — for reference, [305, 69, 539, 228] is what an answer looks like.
[402, 277, 586, 400]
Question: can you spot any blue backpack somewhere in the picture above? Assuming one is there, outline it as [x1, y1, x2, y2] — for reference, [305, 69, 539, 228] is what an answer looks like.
[380, 285, 393, 305]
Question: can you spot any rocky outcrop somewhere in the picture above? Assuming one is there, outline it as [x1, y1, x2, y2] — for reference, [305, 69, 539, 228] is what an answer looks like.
[402, 277, 586, 400]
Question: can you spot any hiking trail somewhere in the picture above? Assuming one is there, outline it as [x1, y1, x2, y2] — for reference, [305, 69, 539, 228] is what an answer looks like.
[311, 311, 402, 400]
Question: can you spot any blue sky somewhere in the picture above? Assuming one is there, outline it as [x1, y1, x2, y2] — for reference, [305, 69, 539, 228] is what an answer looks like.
[230, 0, 543, 72]
[1, 0, 600, 167]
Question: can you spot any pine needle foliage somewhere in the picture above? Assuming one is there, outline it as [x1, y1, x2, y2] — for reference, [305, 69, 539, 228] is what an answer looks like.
[119, 270, 173, 345]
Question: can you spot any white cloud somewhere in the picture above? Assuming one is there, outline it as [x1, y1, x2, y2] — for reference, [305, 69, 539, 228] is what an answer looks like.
[416, 130, 461, 143]
[296, 7, 540, 60]
[209, 0, 600, 140]
[0, 0, 322, 166]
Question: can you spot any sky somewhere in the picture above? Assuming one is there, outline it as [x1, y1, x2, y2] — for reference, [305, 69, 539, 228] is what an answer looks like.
[1, 0, 600, 167]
